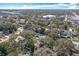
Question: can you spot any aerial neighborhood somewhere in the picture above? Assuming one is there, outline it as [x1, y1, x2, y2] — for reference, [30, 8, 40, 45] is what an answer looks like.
[0, 10, 79, 56]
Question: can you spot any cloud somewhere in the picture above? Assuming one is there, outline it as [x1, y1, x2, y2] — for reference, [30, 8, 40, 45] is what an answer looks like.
[0, 3, 79, 9]
[67, 4, 79, 9]
[21, 3, 79, 9]
[0, 0, 79, 3]
[21, 4, 71, 9]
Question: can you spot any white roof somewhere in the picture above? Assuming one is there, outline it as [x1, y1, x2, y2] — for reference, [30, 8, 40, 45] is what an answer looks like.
[43, 15, 56, 18]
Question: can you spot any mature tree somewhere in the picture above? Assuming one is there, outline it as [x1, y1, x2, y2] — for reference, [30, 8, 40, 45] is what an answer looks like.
[0, 21, 17, 34]
[20, 30, 36, 55]
[33, 47, 53, 56]
[41, 36, 54, 49]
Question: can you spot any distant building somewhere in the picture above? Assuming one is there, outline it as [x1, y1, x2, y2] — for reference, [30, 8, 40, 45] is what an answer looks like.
[64, 15, 68, 21]
[72, 40, 79, 51]
[15, 36, 24, 42]
[38, 34, 46, 40]
[0, 16, 3, 19]
[67, 11, 79, 23]
[15, 27, 24, 35]
[0, 31, 5, 38]
[60, 28, 78, 38]
[19, 19, 26, 23]
[43, 15, 56, 19]
[60, 30, 72, 38]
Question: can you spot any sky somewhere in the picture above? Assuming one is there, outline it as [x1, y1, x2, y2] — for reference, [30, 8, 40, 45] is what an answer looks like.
[0, 0, 79, 3]
[0, 3, 79, 9]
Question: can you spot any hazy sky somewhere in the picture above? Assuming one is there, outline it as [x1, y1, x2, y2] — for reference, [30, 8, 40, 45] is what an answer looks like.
[0, 3, 79, 9]
[0, 0, 78, 3]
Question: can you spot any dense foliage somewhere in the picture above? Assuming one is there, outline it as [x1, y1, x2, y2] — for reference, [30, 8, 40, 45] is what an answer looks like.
[0, 11, 78, 56]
